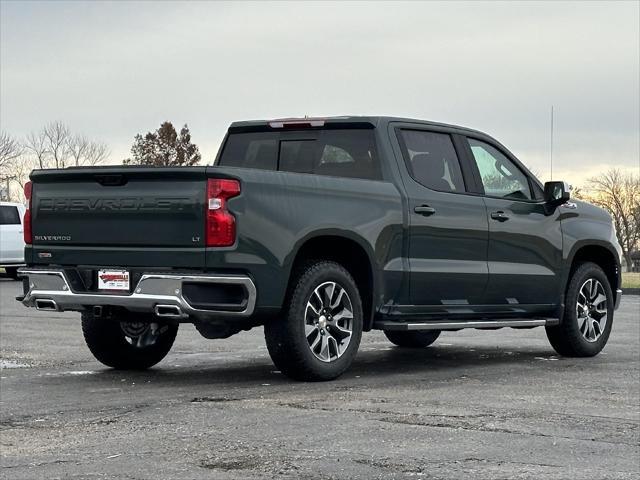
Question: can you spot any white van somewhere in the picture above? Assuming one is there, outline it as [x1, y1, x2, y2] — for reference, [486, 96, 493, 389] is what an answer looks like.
[0, 202, 26, 280]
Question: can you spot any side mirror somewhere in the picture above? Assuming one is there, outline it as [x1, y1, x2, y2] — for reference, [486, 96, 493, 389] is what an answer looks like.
[544, 181, 571, 206]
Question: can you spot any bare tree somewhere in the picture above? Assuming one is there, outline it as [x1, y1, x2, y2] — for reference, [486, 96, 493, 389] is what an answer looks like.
[11, 123, 110, 201]
[66, 134, 90, 167]
[43, 121, 71, 168]
[85, 140, 109, 166]
[24, 130, 49, 169]
[0, 131, 23, 180]
[66, 134, 110, 167]
[584, 169, 640, 272]
[11, 157, 33, 190]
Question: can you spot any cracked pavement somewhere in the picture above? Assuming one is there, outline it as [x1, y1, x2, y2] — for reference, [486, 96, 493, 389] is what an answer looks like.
[1, 277, 639, 479]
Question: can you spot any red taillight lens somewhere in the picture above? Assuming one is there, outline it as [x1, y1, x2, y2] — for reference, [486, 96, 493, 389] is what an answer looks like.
[24, 181, 32, 244]
[24, 181, 32, 200]
[206, 179, 240, 247]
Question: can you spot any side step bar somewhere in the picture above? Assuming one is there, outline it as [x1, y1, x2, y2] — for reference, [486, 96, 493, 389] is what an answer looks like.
[374, 318, 558, 331]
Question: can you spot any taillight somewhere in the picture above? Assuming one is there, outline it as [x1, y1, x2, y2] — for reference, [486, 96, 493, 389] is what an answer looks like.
[24, 181, 32, 244]
[206, 178, 240, 247]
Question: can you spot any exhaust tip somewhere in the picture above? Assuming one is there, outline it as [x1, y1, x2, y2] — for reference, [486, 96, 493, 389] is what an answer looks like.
[154, 304, 183, 318]
[35, 299, 58, 311]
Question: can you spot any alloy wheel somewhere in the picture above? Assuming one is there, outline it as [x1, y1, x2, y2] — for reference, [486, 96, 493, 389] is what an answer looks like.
[304, 281, 354, 362]
[576, 278, 608, 343]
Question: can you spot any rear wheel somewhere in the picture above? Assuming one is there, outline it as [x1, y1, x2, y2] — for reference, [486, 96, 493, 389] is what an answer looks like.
[4, 267, 19, 280]
[265, 261, 363, 381]
[545, 262, 613, 357]
[81, 311, 178, 369]
[384, 330, 441, 348]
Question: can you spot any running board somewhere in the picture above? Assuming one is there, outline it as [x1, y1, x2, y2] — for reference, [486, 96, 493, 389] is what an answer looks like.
[374, 318, 558, 331]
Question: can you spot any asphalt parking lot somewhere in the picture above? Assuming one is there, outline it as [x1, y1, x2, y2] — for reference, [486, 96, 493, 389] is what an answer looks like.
[1, 277, 638, 480]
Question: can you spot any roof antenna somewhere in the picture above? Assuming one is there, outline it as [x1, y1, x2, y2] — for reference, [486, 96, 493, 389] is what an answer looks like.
[550, 105, 554, 181]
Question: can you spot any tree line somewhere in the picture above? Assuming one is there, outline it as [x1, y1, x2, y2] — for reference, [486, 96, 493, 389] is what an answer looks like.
[0, 121, 110, 199]
[574, 169, 639, 272]
[0, 121, 200, 201]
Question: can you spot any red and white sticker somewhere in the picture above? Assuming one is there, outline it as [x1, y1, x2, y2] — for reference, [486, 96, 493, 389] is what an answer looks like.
[98, 270, 130, 290]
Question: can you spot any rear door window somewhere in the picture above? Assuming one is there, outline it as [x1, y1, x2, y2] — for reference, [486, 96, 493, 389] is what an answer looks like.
[218, 129, 381, 180]
[0, 206, 21, 225]
[397, 130, 466, 192]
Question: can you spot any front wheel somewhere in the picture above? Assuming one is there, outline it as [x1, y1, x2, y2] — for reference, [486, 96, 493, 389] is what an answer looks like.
[81, 311, 178, 369]
[265, 261, 363, 381]
[545, 262, 614, 357]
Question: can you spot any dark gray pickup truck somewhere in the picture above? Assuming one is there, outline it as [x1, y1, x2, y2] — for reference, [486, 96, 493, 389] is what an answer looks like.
[18, 116, 623, 380]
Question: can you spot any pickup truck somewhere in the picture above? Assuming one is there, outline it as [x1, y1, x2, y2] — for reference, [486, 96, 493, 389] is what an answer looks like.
[17, 116, 623, 381]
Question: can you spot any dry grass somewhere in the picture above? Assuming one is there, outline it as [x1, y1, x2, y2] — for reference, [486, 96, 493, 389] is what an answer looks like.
[622, 272, 640, 289]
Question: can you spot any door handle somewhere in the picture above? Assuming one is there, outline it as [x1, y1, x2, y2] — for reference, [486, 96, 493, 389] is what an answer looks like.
[414, 205, 436, 216]
[490, 211, 510, 222]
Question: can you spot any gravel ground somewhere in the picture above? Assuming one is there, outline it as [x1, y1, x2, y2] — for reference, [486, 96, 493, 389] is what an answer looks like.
[1, 277, 638, 479]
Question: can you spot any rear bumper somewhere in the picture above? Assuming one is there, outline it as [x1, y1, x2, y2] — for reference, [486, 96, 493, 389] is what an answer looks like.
[17, 268, 256, 321]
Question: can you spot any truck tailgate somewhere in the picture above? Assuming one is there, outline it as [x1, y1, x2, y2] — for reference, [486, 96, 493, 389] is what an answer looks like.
[28, 167, 208, 267]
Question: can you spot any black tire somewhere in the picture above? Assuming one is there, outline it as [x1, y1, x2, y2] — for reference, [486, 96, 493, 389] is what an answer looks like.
[4, 267, 19, 280]
[545, 262, 614, 357]
[265, 260, 363, 381]
[81, 311, 178, 369]
[384, 330, 441, 348]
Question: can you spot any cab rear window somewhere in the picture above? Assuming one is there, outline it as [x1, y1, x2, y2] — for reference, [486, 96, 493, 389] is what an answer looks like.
[218, 129, 381, 180]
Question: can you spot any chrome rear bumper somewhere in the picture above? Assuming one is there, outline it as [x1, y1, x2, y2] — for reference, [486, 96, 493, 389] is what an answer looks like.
[18, 269, 256, 321]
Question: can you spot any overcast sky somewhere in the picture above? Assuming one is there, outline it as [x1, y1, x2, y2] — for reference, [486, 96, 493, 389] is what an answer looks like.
[1, 1, 638, 184]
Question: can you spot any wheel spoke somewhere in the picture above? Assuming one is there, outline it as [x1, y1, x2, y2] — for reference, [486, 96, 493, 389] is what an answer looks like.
[594, 303, 607, 314]
[332, 307, 353, 323]
[578, 290, 587, 304]
[307, 301, 321, 316]
[328, 335, 340, 358]
[589, 317, 597, 340]
[324, 283, 336, 307]
[330, 287, 346, 310]
[593, 293, 606, 307]
[319, 335, 330, 361]
[309, 331, 321, 351]
[305, 323, 318, 339]
[592, 318, 602, 337]
[314, 289, 324, 308]
[578, 315, 588, 335]
[597, 313, 607, 330]
[328, 323, 351, 342]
